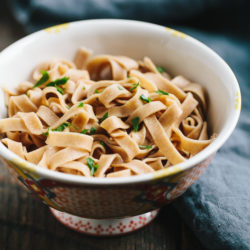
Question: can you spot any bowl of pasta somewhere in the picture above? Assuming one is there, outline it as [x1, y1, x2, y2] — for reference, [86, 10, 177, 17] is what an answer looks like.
[0, 19, 241, 235]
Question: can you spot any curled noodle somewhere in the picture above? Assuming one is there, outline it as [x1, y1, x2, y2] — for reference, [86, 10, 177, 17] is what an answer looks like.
[0, 48, 215, 178]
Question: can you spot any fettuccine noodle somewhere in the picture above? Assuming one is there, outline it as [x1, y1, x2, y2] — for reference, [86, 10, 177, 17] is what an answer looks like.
[0, 47, 215, 177]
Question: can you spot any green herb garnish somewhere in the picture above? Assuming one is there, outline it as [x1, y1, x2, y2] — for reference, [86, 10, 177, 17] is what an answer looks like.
[42, 128, 50, 137]
[100, 112, 109, 123]
[52, 122, 70, 132]
[89, 127, 96, 135]
[140, 94, 151, 103]
[82, 86, 86, 90]
[100, 141, 106, 148]
[156, 66, 166, 73]
[46, 76, 69, 94]
[131, 116, 140, 132]
[46, 77, 69, 87]
[139, 145, 153, 149]
[155, 89, 169, 95]
[33, 70, 49, 88]
[80, 127, 96, 135]
[55, 86, 64, 95]
[87, 157, 99, 176]
[78, 102, 84, 108]
[129, 82, 139, 92]
[118, 85, 124, 90]
[80, 129, 88, 134]
[95, 89, 101, 94]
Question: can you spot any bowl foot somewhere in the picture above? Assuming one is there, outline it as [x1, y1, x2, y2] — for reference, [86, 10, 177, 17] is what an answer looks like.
[50, 208, 159, 236]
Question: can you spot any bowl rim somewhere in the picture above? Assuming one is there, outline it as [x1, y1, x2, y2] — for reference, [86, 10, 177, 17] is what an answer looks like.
[0, 19, 241, 185]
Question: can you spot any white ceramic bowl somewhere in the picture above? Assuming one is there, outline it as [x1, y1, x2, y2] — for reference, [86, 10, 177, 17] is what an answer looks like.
[0, 19, 241, 234]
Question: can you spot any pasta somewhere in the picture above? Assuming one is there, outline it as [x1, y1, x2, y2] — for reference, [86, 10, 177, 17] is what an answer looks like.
[0, 47, 215, 178]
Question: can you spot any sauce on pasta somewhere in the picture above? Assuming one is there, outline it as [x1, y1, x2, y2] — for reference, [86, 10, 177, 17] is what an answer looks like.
[0, 47, 214, 177]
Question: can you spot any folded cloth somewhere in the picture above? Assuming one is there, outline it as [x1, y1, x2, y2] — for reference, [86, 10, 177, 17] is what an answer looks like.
[8, 0, 250, 249]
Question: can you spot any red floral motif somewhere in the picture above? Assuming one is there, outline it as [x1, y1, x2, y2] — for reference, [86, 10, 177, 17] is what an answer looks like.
[117, 222, 127, 233]
[135, 183, 177, 207]
[105, 225, 116, 235]
[82, 222, 92, 232]
[65, 216, 73, 225]
[75, 221, 84, 230]
[138, 216, 147, 226]
[50, 208, 159, 235]
[94, 224, 104, 234]
[128, 220, 138, 230]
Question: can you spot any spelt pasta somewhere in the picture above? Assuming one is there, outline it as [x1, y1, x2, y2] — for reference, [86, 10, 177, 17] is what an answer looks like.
[0, 48, 214, 177]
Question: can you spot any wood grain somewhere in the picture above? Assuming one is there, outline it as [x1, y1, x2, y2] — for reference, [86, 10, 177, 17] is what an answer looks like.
[0, 1, 206, 249]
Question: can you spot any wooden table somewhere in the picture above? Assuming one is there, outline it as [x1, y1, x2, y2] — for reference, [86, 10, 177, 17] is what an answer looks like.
[0, 2, 205, 249]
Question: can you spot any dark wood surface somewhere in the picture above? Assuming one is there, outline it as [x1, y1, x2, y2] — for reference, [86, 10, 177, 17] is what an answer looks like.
[0, 2, 206, 249]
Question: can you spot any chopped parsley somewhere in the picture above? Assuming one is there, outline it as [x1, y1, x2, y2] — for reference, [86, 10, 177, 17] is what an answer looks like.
[82, 86, 86, 90]
[95, 89, 101, 94]
[80, 129, 88, 134]
[46, 77, 69, 87]
[156, 66, 166, 73]
[155, 89, 169, 95]
[117, 85, 124, 90]
[100, 112, 109, 123]
[55, 86, 64, 95]
[52, 122, 70, 132]
[78, 102, 84, 108]
[139, 145, 153, 149]
[44, 123, 74, 134]
[45, 76, 69, 95]
[131, 116, 140, 132]
[42, 128, 50, 137]
[129, 82, 140, 92]
[140, 94, 151, 103]
[89, 127, 96, 135]
[33, 70, 49, 88]
[100, 141, 106, 148]
[80, 127, 96, 135]
[87, 157, 99, 176]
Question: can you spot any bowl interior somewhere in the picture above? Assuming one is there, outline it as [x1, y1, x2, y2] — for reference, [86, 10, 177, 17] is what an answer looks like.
[0, 20, 240, 183]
